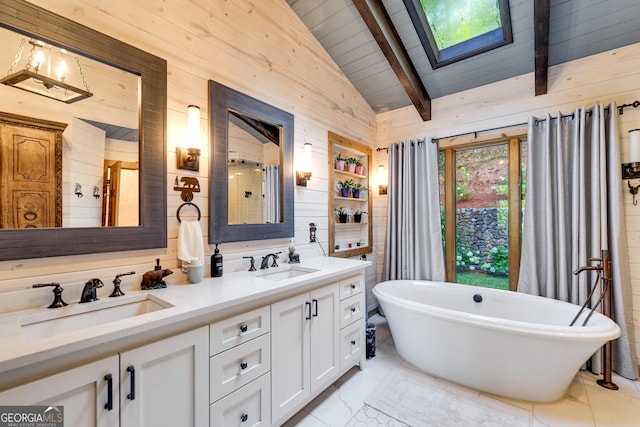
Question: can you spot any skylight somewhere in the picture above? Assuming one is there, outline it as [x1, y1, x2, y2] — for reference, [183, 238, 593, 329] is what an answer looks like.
[404, 0, 513, 68]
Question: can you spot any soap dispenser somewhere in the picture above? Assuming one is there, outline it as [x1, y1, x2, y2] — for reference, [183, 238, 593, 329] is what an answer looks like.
[211, 244, 223, 277]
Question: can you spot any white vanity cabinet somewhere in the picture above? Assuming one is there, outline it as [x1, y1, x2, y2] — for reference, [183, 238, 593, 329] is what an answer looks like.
[0, 356, 120, 427]
[271, 283, 340, 424]
[120, 326, 209, 427]
[209, 306, 271, 427]
[0, 326, 208, 427]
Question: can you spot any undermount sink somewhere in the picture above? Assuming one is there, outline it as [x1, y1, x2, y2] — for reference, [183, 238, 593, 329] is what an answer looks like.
[20, 293, 173, 342]
[256, 265, 319, 281]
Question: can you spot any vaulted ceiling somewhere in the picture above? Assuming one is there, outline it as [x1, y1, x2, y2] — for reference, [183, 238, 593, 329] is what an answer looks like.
[286, 0, 640, 120]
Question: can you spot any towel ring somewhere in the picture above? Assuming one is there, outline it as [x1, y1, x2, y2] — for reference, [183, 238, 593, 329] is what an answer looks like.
[177, 202, 201, 223]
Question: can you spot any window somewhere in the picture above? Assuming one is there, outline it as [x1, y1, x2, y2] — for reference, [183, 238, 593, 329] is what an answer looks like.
[439, 136, 526, 291]
[404, 0, 513, 68]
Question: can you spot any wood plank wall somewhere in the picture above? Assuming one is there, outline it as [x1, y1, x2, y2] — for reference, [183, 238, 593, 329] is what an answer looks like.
[0, 1, 377, 294]
[374, 42, 640, 369]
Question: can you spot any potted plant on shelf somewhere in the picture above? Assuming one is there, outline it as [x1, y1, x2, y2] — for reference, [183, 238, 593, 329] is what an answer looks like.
[353, 209, 367, 223]
[337, 179, 355, 197]
[345, 157, 357, 173]
[352, 182, 368, 199]
[334, 207, 349, 223]
[354, 158, 364, 175]
[334, 153, 346, 171]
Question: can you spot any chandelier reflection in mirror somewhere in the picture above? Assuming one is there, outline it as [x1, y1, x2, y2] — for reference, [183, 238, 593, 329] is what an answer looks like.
[0, 38, 93, 103]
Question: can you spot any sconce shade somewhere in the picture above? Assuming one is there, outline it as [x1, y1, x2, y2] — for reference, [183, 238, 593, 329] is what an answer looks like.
[177, 105, 202, 171]
[629, 129, 640, 163]
[296, 142, 312, 186]
[378, 164, 388, 195]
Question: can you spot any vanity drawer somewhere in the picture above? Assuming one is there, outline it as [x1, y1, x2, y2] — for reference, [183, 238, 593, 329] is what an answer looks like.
[210, 305, 270, 355]
[339, 293, 364, 328]
[210, 373, 271, 427]
[340, 320, 363, 370]
[339, 275, 363, 300]
[210, 333, 271, 403]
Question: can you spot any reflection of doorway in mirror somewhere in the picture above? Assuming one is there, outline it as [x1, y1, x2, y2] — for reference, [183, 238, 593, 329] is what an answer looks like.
[0, 112, 65, 229]
[102, 161, 139, 226]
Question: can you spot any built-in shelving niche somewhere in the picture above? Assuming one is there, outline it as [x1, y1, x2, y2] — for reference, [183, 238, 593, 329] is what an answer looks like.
[328, 131, 373, 258]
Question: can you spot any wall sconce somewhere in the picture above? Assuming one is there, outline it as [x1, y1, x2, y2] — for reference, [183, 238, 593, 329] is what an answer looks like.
[92, 186, 101, 199]
[296, 142, 313, 186]
[0, 39, 93, 103]
[378, 164, 388, 195]
[177, 105, 201, 171]
[622, 129, 640, 205]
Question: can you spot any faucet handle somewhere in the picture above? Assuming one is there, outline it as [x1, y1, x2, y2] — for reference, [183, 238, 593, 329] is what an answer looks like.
[242, 256, 256, 271]
[110, 271, 135, 297]
[33, 283, 68, 309]
[272, 252, 282, 268]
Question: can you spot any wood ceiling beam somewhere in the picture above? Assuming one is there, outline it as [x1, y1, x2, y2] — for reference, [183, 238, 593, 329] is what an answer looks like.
[353, 0, 431, 121]
[534, 0, 550, 96]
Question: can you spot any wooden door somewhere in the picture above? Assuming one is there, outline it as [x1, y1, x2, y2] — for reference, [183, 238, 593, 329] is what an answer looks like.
[0, 112, 65, 228]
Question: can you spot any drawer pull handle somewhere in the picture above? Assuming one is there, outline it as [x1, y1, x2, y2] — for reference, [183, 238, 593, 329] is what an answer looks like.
[240, 361, 248, 370]
[312, 299, 318, 317]
[351, 306, 357, 313]
[104, 374, 113, 411]
[240, 324, 248, 333]
[351, 339, 357, 345]
[240, 413, 249, 422]
[305, 301, 311, 320]
[126, 365, 135, 400]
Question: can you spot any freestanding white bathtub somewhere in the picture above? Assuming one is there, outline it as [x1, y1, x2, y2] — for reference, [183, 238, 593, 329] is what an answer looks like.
[372, 280, 621, 402]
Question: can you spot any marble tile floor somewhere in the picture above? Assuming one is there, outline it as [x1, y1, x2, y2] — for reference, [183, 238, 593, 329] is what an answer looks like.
[282, 314, 640, 427]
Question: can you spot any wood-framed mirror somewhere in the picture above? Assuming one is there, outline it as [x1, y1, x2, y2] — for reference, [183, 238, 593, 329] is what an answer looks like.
[209, 80, 294, 243]
[0, 0, 167, 260]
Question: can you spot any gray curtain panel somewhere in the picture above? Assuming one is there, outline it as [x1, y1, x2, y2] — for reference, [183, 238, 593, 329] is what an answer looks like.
[518, 103, 638, 379]
[382, 138, 445, 281]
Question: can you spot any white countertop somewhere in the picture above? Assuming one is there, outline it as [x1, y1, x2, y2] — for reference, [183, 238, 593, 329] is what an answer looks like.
[0, 256, 370, 374]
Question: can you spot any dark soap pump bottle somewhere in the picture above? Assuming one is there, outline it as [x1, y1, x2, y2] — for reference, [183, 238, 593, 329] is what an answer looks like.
[211, 243, 223, 277]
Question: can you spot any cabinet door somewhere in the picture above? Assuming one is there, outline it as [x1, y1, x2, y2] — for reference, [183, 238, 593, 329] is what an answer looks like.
[120, 326, 208, 427]
[0, 356, 119, 427]
[309, 283, 340, 392]
[271, 292, 310, 422]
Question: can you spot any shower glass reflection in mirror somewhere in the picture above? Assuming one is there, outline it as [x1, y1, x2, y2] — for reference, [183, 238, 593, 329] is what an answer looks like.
[227, 110, 282, 225]
[0, 25, 139, 229]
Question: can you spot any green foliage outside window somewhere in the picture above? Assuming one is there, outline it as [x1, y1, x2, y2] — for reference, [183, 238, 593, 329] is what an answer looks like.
[420, 0, 502, 50]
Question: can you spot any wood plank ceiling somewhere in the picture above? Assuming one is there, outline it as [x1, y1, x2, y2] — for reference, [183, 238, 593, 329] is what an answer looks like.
[287, 0, 640, 121]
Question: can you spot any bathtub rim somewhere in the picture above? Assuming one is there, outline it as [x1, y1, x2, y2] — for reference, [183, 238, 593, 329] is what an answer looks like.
[373, 280, 621, 342]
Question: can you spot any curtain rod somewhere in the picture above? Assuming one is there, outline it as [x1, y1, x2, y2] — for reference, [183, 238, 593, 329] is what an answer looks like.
[376, 100, 640, 151]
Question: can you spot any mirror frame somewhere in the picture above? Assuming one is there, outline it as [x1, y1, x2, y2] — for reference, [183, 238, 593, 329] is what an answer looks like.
[0, 0, 167, 260]
[209, 80, 294, 243]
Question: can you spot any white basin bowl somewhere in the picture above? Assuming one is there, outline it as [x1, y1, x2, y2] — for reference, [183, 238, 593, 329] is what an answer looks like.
[20, 293, 172, 342]
[256, 265, 319, 281]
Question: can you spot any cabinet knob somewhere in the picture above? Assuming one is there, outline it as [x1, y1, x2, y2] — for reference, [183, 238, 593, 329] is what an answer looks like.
[350, 283, 356, 289]
[240, 361, 248, 370]
[351, 306, 357, 313]
[240, 324, 248, 333]
[240, 413, 249, 422]
[351, 339, 357, 345]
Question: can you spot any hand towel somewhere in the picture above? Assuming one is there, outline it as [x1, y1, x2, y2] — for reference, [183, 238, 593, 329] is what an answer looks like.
[177, 220, 204, 264]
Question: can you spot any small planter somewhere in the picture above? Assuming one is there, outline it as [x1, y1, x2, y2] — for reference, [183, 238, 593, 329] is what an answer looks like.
[352, 189, 360, 199]
[355, 165, 364, 175]
[340, 188, 350, 197]
[353, 213, 362, 223]
[335, 159, 345, 171]
[338, 214, 348, 223]
[346, 163, 356, 173]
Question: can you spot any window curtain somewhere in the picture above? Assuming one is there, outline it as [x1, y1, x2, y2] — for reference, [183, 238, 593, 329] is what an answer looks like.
[382, 138, 445, 281]
[518, 103, 638, 379]
[264, 165, 279, 224]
